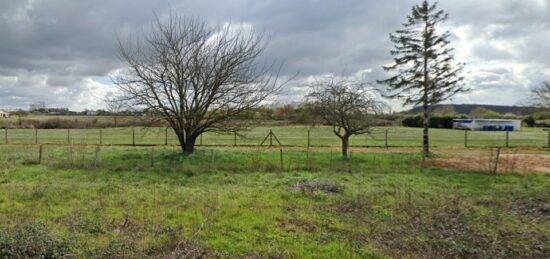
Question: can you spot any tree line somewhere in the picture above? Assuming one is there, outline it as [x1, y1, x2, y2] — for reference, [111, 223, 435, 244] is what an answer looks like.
[111, 0, 548, 158]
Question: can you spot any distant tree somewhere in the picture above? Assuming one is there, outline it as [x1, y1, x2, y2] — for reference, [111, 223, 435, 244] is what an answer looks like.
[113, 14, 281, 154]
[432, 105, 456, 116]
[531, 81, 550, 108]
[105, 96, 124, 127]
[307, 77, 385, 159]
[469, 107, 501, 118]
[378, 0, 466, 157]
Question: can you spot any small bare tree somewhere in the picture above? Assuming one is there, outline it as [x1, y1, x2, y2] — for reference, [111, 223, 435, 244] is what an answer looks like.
[531, 81, 550, 108]
[113, 14, 281, 154]
[307, 77, 386, 159]
[105, 96, 124, 127]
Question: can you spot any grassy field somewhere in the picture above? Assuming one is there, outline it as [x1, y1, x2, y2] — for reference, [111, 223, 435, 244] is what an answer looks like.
[0, 125, 548, 148]
[0, 146, 548, 258]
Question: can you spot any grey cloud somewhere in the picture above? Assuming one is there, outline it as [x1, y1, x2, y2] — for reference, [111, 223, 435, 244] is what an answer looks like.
[0, 0, 549, 110]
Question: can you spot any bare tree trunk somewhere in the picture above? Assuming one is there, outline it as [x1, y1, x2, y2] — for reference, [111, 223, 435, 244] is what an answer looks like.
[422, 13, 430, 159]
[422, 101, 429, 157]
[341, 134, 350, 159]
[184, 135, 197, 154]
[174, 129, 188, 154]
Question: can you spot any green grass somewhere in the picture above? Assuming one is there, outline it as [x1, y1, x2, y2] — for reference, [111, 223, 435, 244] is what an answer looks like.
[0, 146, 548, 258]
[0, 126, 548, 148]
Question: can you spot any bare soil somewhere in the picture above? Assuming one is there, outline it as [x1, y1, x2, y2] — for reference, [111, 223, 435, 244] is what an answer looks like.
[426, 153, 550, 174]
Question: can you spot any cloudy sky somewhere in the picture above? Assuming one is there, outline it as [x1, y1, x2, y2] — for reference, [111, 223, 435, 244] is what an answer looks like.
[1, 0, 549, 111]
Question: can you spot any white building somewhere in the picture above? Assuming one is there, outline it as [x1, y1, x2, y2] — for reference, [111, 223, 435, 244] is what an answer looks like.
[452, 119, 522, 131]
[0, 109, 10, 118]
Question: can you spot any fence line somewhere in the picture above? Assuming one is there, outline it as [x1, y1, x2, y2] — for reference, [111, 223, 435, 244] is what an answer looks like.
[0, 127, 549, 148]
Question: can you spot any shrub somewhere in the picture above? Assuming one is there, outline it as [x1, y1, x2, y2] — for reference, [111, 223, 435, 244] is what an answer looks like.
[534, 120, 550, 128]
[402, 115, 455, 128]
[523, 116, 535, 127]
[402, 116, 423, 127]
[0, 223, 74, 258]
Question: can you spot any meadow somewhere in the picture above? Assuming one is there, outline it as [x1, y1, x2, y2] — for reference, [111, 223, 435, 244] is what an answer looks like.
[0, 145, 548, 258]
[1, 125, 549, 148]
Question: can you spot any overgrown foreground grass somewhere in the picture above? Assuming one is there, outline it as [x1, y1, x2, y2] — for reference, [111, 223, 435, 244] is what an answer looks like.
[0, 147, 548, 258]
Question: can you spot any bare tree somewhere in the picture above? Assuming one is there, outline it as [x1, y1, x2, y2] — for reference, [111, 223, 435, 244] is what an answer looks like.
[307, 77, 386, 159]
[113, 14, 281, 154]
[105, 96, 124, 127]
[531, 81, 550, 108]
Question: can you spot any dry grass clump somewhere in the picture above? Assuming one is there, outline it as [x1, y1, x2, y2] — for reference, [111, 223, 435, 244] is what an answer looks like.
[289, 180, 344, 195]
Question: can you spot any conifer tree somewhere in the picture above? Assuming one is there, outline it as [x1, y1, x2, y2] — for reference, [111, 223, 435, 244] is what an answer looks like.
[378, 0, 467, 157]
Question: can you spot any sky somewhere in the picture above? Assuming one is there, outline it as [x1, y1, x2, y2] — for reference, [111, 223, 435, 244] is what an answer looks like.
[0, 0, 549, 112]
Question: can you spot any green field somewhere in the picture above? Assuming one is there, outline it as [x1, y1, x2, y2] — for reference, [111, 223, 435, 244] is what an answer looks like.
[1, 126, 548, 148]
[0, 146, 548, 258]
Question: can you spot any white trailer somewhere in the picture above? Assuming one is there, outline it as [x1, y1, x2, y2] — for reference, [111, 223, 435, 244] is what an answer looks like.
[452, 119, 522, 131]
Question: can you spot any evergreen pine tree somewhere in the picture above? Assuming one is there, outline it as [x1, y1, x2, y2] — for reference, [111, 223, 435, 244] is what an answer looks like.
[378, 0, 467, 157]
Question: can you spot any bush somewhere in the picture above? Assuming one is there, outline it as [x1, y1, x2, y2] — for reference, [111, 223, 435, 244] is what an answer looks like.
[523, 116, 535, 127]
[402, 116, 423, 127]
[402, 115, 456, 128]
[534, 120, 550, 128]
[0, 223, 74, 258]
[533, 111, 550, 120]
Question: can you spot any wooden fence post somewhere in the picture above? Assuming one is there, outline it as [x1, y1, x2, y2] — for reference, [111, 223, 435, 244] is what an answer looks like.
[547, 130, 550, 148]
[132, 127, 135, 146]
[234, 131, 237, 146]
[269, 130, 273, 146]
[505, 131, 509, 148]
[94, 146, 101, 167]
[385, 129, 389, 148]
[492, 147, 501, 174]
[99, 129, 102, 145]
[151, 147, 155, 167]
[35, 128, 38, 144]
[67, 128, 70, 144]
[348, 151, 353, 173]
[464, 130, 468, 148]
[68, 145, 73, 165]
[307, 130, 310, 149]
[200, 134, 203, 146]
[38, 145, 43, 164]
[279, 148, 284, 172]
[4, 128, 6, 144]
[329, 148, 333, 171]
[165, 127, 168, 145]
[208, 149, 214, 171]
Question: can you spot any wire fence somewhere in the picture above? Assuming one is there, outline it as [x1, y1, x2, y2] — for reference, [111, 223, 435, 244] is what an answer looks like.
[1, 144, 544, 175]
[0, 145, 424, 175]
[0, 126, 548, 148]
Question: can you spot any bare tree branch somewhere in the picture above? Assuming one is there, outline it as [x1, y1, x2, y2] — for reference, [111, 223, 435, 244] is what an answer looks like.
[112, 14, 282, 154]
[307, 76, 386, 158]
